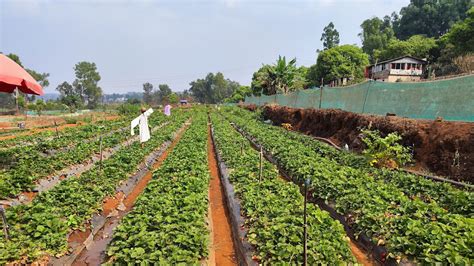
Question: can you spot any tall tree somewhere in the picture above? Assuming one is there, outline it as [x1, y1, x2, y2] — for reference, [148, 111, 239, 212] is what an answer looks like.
[308, 45, 369, 86]
[359, 16, 395, 62]
[377, 35, 437, 61]
[72, 61, 102, 109]
[250, 65, 272, 96]
[250, 57, 307, 95]
[6, 53, 22, 66]
[189, 72, 239, 103]
[224, 85, 252, 103]
[56, 81, 82, 112]
[441, 7, 474, 55]
[154, 84, 172, 104]
[393, 0, 472, 40]
[142, 82, 154, 104]
[321, 22, 340, 50]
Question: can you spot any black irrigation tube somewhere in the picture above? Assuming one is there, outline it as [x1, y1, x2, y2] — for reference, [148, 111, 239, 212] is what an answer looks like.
[229, 122, 397, 265]
[280, 125, 473, 189]
[1, 122, 170, 207]
[49, 121, 189, 266]
[208, 123, 257, 266]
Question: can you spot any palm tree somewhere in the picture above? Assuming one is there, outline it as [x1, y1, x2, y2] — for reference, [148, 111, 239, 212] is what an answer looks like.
[266, 56, 297, 94]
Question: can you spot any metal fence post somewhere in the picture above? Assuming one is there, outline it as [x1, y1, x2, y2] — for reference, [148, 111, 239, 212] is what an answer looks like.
[303, 178, 311, 266]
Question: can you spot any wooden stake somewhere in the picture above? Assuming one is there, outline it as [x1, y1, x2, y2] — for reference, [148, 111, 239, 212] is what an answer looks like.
[99, 136, 103, 171]
[259, 146, 263, 182]
[54, 120, 59, 138]
[0, 206, 9, 240]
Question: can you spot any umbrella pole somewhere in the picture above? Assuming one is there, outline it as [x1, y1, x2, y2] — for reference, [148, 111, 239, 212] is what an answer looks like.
[25, 95, 28, 128]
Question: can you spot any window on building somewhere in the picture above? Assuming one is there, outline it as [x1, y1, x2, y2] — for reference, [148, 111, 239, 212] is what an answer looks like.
[391, 63, 395, 69]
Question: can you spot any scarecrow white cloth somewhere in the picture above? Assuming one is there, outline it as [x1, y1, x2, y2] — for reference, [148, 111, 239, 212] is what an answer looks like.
[164, 104, 171, 116]
[131, 108, 153, 143]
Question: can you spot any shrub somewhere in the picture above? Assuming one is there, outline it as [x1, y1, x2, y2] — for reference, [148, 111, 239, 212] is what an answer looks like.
[361, 129, 412, 168]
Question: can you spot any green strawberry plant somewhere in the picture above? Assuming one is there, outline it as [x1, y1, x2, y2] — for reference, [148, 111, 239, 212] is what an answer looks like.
[221, 106, 473, 264]
[209, 113, 355, 264]
[107, 111, 210, 264]
[0, 110, 189, 264]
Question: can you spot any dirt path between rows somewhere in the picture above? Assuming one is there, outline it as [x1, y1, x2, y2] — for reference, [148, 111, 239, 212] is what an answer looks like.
[69, 123, 190, 266]
[229, 121, 375, 266]
[207, 126, 238, 266]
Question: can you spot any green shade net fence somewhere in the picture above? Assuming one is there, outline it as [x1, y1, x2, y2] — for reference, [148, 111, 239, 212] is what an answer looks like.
[244, 75, 474, 122]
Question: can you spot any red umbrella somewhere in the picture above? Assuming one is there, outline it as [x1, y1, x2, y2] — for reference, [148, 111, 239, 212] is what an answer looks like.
[0, 54, 44, 96]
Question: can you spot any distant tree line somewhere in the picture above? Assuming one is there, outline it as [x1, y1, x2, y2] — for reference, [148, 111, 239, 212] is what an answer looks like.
[142, 83, 191, 106]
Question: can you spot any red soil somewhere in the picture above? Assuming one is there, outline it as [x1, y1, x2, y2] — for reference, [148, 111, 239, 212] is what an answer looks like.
[207, 127, 238, 266]
[256, 105, 474, 182]
[349, 240, 375, 266]
[72, 123, 189, 265]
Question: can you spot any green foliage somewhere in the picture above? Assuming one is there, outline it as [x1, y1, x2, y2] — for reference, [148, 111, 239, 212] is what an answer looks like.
[359, 16, 396, 63]
[221, 106, 474, 263]
[0, 112, 187, 263]
[72, 61, 102, 109]
[26, 69, 50, 88]
[250, 65, 272, 96]
[117, 103, 141, 115]
[266, 56, 297, 94]
[309, 45, 369, 86]
[377, 35, 437, 61]
[142, 82, 153, 104]
[56, 81, 82, 112]
[107, 112, 209, 264]
[393, 0, 472, 40]
[6, 53, 22, 66]
[29, 99, 46, 116]
[441, 7, 474, 56]
[320, 22, 340, 50]
[168, 92, 179, 104]
[189, 72, 240, 103]
[210, 113, 355, 264]
[251, 57, 307, 96]
[224, 85, 252, 103]
[154, 84, 172, 104]
[361, 129, 412, 168]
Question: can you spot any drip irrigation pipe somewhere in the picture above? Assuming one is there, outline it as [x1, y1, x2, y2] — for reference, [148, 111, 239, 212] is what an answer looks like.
[230, 122, 393, 265]
[2, 122, 170, 207]
[276, 122, 473, 189]
[50, 120, 190, 266]
[208, 120, 257, 266]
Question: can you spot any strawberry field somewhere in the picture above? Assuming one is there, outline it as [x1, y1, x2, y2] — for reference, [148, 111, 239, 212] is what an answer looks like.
[0, 106, 472, 265]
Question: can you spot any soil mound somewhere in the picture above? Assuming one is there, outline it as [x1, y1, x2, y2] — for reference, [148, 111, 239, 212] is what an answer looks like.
[248, 105, 473, 182]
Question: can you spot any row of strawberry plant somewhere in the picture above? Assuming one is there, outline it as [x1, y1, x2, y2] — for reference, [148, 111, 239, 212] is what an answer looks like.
[0, 111, 190, 264]
[275, 117, 473, 216]
[0, 115, 130, 148]
[221, 107, 473, 264]
[209, 112, 355, 264]
[0, 113, 166, 198]
[251, 107, 473, 216]
[106, 111, 209, 264]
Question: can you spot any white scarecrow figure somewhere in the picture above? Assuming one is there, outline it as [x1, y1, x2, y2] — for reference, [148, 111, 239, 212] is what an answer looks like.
[131, 107, 153, 147]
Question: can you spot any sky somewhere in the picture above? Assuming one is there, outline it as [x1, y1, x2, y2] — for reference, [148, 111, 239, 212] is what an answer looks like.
[0, 0, 410, 94]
